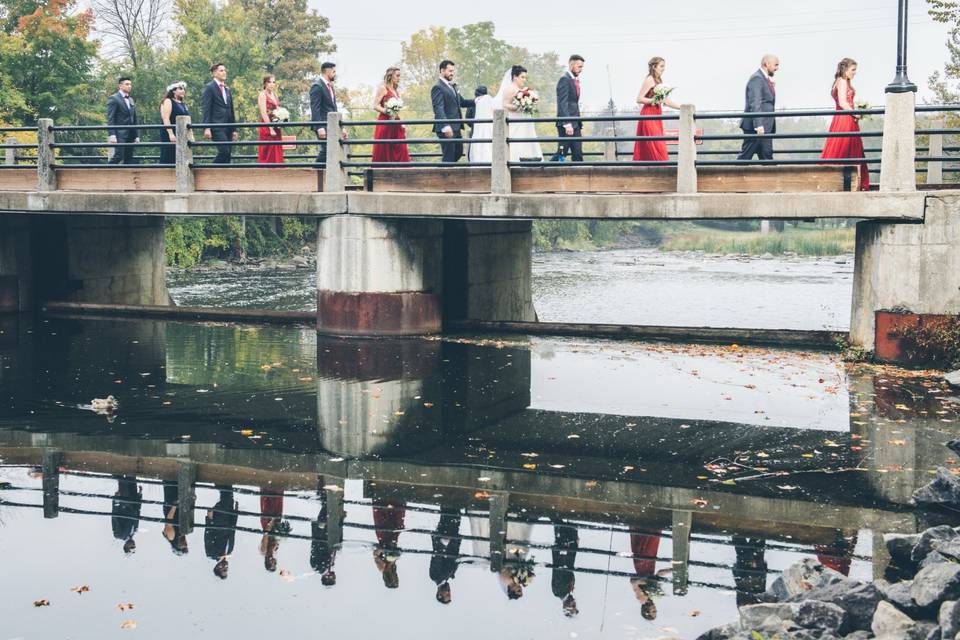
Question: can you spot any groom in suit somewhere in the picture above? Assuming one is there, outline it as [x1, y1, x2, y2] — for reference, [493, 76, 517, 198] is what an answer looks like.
[310, 62, 342, 166]
[738, 54, 779, 161]
[107, 77, 139, 165]
[201, 63, 238, 164]
[554, 55, 585, 162]
[431, 60, 475, 164]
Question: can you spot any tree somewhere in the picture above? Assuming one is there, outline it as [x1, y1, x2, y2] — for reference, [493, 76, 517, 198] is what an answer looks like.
[0, 0, 99, 124]
[0, 0, 42, 33]
[928, 0, 960, 103]
[92, 0, 168, 68]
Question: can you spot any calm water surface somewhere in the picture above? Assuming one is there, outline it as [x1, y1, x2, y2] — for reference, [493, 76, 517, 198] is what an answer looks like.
[0, 316, 956, 639]
[167, 248, 855, 330]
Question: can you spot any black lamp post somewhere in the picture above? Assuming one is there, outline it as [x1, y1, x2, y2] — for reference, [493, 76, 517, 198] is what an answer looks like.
[887, 0, 918, 93]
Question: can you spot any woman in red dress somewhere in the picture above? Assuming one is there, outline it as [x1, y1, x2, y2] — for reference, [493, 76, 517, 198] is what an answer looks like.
[633, 57, 680, 162]
[820, 58, 869, 190]
[257, 75, 284, 165]
[372, 67, 411, 164]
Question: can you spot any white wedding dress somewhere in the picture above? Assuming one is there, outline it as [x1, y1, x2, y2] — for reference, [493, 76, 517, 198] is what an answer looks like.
[493, 69, 543, 162]
[468, 94, 494, 163]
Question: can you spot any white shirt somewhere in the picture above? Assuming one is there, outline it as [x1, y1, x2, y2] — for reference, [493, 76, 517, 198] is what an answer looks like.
[439, 78, 457, 134]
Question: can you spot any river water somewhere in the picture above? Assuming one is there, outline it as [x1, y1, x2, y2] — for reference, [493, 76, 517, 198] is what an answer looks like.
[1, 313, 957, 639]
[168, 248, 855, 331]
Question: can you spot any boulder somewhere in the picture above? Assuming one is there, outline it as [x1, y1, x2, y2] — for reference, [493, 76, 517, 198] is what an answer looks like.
[911, 563, 960, 609]
[739, 602, 800, 630]
[885, 532, 922, 568]
[790, 579, 881, 632]
[877, 579, 927, 618]
[795, 600, 846, 631]
[933, 539, 960, 562]
[694, 624, 740, 640]
[946, 370, 960, 388]
[912, 525, 960, 564]
[842, 632, 873, 640]
[947, 437, 960, 455]
[941, 599, 960, 640]
[770, 558, 845, 601]
[871, 600, 935, 639]
[913, 468, 960, 507]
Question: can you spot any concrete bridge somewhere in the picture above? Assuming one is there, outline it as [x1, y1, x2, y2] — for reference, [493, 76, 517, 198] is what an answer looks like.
[0, 92, 957, 350]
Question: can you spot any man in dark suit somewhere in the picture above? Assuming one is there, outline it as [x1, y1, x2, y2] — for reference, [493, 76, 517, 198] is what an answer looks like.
[738, 54, 779, 161]
[204, 485, 239, 580]
[429, 506, 462, 605]
[431, 60, 475, 164]
[554, 55, 585, 162]
[310, 61, 342, 165]
[201, 63, 238, 164]
[107, 76, 139, 165]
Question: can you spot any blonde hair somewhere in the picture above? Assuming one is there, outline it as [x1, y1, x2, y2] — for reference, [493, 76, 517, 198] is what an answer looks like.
[648, 57, 665, 84]
[835, 58, 857, 82]
[383, 67, 400, 88]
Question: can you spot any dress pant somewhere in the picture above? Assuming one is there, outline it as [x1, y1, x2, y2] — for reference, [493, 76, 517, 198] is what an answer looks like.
[737, 129, 773, 161]
[211, 127, 232, 164]
[438, 131, 463, 163]
[315, 138, 327, 166]
[554, 125, 583, 162]
[109, 131, 138, 165]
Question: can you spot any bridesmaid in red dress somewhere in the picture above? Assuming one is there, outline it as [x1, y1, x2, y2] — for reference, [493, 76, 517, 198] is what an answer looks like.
[257, 75, 284, 164]
[633, 57, 681, 162]
[372, 67, 411, 164]
[820, 58, 869, 190]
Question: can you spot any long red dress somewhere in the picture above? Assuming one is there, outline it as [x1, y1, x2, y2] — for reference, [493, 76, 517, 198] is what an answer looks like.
[633, 87, 669, 162]
[372, 88, 411, 164]
[257, 92, 284, 165]
[820, 85, 869, 190]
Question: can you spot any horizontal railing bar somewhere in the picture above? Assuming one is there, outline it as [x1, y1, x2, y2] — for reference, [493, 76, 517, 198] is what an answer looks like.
[343, 161, 491, 167]
[694, 107, 885, 119]
[341, 138, 492, 145]
[698, 131, 883, 141]
[0, 144, 38, 149]
[509, 114, 681, 124]
[509, 160, 677, 167]
[52, 142, 168, 148]
[50, 124, 169, 131]
[507, 135, 676, 143]
[189, 139, 321, 148]
[343, 118, 492, 126]
[696, 158, 872, 166]
[53, 164, 175, 169]
[188, 162, 321, 168]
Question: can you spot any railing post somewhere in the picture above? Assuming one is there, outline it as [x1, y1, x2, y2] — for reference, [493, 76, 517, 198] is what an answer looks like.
[927, 118, 944, 185]
[41, 448, 62, 519]
[175, 115, 194, 193]
[323, 112, 347, 192]
[671, 510, 692, 595]
[676, 104, 698, 194]
[37, 118, 55, 191]
[488, 491, 509, 571]
[491, 109, 511, 194]
[4, 136, 15, 165]
[879, 91, 916, 192]
[176, 461, 197, 536]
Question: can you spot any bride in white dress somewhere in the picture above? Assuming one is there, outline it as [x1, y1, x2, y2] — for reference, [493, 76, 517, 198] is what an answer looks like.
[468, 90, 494, 163]
[494, 65, 543, 162]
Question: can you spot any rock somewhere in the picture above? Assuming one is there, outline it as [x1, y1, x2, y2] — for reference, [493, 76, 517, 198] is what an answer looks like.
[886, 533, 922, 567]
[941, 599, 960, 639]
[934, 540, 960, 562]
[920, 551, 953, 570]
[872, 600, 934, 639]
[946, 370, 960, 387]
[842, 632, 872, 640]
[947, 438, 960, 455]
[912, 525, 960, 564]
[878, 579, 927, 618]
[790, 579, 880, 632]
[911, 563, 960, 609]
[796, 600, 846, 631]
[770, 559, 845, 601]
[739, 602, 800, 630]
[694, 624, 740, 640]
[913, 468, 960, 507]
[290, 255, 310, 268]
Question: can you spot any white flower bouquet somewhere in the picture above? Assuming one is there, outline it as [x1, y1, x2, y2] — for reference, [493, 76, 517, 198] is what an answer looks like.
[506, 550, 536, 587]
[512, 88, 540, 115]
[270, 106, 291, 123]
[384, 97, 404, 118]
[855, 101, 872, 121]
[651, 85, 674, 106]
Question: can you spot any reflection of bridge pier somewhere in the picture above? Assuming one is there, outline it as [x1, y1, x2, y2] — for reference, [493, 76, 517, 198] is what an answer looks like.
[315, 337, 531, 458]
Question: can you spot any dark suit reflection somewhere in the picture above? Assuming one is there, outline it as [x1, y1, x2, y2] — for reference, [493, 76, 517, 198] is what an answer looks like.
[111, 475, 142, 554]
[310, 489, 338, 586]
[204, 486, 239, 579]
[732, 537, 768, 606]
[162, 480, 189, 555]
[430, 506, 462, 604]
[551, 520, 579, 617]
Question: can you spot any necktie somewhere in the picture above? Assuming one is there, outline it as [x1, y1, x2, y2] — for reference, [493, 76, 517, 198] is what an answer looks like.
[328, 82, 335, 103]
[219, 83, 227, 102]
[573, 77, 581, 98]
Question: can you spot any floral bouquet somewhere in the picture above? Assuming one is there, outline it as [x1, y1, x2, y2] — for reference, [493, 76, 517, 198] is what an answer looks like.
[855, 101, 872, 121]
[505, 550, 536, 587]
[651, 85, 674, 106]
[512, 88, 540, 115]
[384, 96, 404, 118]
[270, 106, 291, 123]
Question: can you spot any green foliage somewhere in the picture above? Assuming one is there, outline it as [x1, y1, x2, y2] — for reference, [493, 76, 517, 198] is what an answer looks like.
[890, 314, 960, 369]
[165, 216, 314, 267]
[660, 227, 855, 257]
[834, 335, 871, 363]
[165, 218, 206, 267]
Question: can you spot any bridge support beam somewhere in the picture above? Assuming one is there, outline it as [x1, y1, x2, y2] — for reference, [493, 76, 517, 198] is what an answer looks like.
[850, 194, 960, 351]
[0, 215, 35, 311]
[316, 215, 444, 335]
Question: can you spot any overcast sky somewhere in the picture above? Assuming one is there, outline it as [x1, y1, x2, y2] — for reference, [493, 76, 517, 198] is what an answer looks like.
[316, 0, 953, 112]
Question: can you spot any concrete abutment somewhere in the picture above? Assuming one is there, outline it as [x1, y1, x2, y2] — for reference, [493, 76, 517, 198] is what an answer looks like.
[315, 215, 534, 336]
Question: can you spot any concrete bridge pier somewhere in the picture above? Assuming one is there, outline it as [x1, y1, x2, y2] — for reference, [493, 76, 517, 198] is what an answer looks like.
[0, 215, 35, 311]
[316, 215, 534, 336]
[850, 194, 960, 351]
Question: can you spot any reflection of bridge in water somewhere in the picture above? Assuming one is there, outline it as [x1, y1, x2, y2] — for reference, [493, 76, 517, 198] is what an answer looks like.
[1, 316, 957, 596]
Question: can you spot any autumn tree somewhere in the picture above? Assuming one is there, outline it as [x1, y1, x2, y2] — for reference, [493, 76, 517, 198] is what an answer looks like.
[928, 0, 960, 102]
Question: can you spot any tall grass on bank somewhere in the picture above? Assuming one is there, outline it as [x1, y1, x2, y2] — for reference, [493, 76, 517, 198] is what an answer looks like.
[659, 227, 855, 257]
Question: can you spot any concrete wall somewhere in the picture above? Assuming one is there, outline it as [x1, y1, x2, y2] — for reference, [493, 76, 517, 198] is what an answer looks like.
[850, 193, 960, 350]
[0, 215, 34, 311]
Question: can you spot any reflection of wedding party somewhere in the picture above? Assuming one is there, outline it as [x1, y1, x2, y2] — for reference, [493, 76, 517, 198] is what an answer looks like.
[108, 52, 869, 184]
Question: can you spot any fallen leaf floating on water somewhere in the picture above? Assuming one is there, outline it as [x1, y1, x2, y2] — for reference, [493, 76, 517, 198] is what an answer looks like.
[566, 434, 580, 439]
[691, 498, 708, 508]
[116, 603, 134, 612]
[755, 452, 770, 458]
[239, 429, 254, 436]
[474, 491, 491, 499]
[120, 620, 137, 630]
[70, 585, 90, 595]
[33, 599, 50, 607]
[423, 402, 434, 408]
[689, 610, 702, 617]
[550, 464, 566, 469]
[520, 453, 539, 458]
[889, 440, 908, 446]
[522, 464, 537, 470]
[777, 485, 800, 491]
[322, 484, 343, 492]
[584, 480, 599, 488]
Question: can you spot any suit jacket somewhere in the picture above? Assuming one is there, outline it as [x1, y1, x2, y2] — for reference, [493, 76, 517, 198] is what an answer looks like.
[106, 91, 138, 140]
[309, 79, 338, 131]
[556, 73, 581, 130]
[739, 70, 776, 133]
[431, 79, 475, 134]
[201, 80, 237, 136]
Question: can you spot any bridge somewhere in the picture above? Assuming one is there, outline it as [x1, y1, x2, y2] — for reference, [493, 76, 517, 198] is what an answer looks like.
[0, 90, 957, 350]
